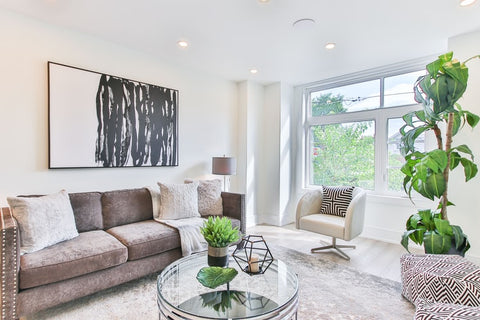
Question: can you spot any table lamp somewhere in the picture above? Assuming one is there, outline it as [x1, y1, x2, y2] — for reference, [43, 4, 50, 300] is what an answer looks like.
[212, 156, 236, 192]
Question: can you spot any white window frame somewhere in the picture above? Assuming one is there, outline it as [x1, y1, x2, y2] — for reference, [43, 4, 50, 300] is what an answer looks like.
[302, 57, 435, 195]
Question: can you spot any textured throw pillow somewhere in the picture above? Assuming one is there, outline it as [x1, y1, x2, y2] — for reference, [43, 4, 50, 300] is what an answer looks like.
[320, 186, 354, 217]
[7, 190, 79, 254]
[185, 179, 223, 216]
[157, 182, 201, 220]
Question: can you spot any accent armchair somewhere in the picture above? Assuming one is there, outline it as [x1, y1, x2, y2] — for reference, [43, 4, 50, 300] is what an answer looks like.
[296, 186, 367, 260]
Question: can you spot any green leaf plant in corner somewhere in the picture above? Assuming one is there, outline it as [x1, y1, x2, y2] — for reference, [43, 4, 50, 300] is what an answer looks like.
[400, 52, 480, 255]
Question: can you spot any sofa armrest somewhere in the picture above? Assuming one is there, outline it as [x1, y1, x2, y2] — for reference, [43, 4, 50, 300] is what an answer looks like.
[1, 207, 19, 320]
[221, 192, 246, 234]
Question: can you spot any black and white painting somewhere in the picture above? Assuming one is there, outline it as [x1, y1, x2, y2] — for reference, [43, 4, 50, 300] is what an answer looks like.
[48, 62, 178, 168]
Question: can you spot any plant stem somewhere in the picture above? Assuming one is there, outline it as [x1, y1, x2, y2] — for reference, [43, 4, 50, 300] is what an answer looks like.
[433, 125, 443, 150]
[441, 112, 454, 221]
[463, 55, 480, 65]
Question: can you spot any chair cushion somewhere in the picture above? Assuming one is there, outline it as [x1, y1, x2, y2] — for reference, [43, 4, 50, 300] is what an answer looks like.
[414, 301, 480, 320]
[320, 186, 354, 217]
[19, 230, 127, 289]
[102, 188, 153, 229]
[7, 190, 79, 254]
[107, 220, 181, 261]
[298, 214, 345, 239]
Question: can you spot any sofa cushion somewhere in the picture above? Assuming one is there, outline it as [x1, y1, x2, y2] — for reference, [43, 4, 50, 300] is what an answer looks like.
[69, 192, 103, 232]
[107, 220, 180, 261]
[19, 230, 127, 289]
[7, 190, 79, 254]
[102, 188, 153, 229]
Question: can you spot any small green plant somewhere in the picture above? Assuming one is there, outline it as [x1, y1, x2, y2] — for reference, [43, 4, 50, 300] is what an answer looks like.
[200, 216, 240, 248]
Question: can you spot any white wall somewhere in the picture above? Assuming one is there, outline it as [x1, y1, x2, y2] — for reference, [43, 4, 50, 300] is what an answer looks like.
[256, 82, 295, 226]
[236, 81, 295, 227]
[447, 30, 480, 261]
[236, 80, 264, 227]
[0, 9, 237, 205]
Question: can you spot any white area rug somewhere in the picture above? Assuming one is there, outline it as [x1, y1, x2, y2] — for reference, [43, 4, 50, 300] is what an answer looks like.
[26, 245, 414, 320]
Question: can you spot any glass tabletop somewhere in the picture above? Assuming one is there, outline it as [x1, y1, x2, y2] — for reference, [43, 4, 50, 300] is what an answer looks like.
[157, 252, 298, 319]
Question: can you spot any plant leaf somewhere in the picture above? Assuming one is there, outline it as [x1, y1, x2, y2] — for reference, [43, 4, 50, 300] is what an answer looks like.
[196, 267, 238, 289]
[460, 158, 478, 181]
[423, 232, 451, 254]
[434, 218, 452, 236]
[464, 111, 480, 128]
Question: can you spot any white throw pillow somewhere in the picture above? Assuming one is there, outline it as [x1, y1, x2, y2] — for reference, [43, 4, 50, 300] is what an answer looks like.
[185, 179, 223, 216]
[7, 190, 79, 254]
[157, 182, 201, 220]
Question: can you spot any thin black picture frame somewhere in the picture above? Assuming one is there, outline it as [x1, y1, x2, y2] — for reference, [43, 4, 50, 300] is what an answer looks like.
[48, 62, 179, 168]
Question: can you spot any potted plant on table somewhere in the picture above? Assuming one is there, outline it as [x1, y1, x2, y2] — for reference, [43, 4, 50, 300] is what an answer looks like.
[400, 52, 480, 255]
[200, 216, 240, 267]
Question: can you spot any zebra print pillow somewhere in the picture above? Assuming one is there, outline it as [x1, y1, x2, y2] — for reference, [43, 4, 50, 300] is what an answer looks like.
[320, 186, 354, 217]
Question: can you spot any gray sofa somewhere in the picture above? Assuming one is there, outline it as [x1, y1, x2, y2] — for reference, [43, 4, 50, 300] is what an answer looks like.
[0, 188, 245, 319]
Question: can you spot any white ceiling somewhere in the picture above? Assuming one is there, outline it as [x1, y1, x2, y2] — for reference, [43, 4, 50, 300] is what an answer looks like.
[1, 0, 480, 85]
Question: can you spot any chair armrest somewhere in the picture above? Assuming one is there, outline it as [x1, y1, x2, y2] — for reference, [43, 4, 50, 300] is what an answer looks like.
[343, 188, 367, 241]
[1, 207, 19, 320]
[221, 192, 246, 235]
[295, 189, 323, 228]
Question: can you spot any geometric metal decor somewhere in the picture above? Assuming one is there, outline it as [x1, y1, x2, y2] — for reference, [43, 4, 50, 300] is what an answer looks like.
[232, 235, 274, 275]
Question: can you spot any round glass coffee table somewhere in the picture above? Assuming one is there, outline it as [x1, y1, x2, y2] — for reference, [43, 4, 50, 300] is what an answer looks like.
[157, 252, 298, 320]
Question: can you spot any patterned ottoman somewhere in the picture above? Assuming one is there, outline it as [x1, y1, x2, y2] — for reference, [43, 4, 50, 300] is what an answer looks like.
[414, 301, 480, 320]
[401, 254, 480, 307]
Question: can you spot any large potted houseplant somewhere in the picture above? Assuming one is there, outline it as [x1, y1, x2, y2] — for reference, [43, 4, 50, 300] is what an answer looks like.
[200, 216, 240, 267]
[400, 52, 480, 255]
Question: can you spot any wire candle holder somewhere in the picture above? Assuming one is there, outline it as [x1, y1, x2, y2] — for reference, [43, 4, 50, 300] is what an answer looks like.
[232, 235, 274, 275]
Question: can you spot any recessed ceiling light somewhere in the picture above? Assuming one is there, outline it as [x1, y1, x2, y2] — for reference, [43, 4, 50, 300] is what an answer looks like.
[460, 0, 476, 6]
[325, 42, 336, 50]
[177, 40, 188, 48]
[250, 68, 258, 74]
[258, 0, 270, 3]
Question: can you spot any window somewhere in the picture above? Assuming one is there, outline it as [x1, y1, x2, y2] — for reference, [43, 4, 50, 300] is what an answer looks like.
[305, 69, 426, 194]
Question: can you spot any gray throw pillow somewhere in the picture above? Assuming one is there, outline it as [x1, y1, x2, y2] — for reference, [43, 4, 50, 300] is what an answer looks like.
[320, 186, 354, 217]
[185, 179, 223, 216]
[7, 190, 79, 254]
[157, 182, 201, 220]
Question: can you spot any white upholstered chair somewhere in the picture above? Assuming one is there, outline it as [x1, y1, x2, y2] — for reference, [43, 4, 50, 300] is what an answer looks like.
[296, 186, 367, 260]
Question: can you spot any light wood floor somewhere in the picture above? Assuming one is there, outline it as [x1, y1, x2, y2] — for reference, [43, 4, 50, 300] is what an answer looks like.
[247, 224, 422, 282]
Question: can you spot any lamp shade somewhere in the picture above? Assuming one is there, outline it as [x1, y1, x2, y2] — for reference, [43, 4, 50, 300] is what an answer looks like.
[212, 157, 236, 175]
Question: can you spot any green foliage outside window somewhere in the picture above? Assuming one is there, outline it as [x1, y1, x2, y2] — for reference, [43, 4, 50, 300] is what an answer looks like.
[311, 94, 375, 189]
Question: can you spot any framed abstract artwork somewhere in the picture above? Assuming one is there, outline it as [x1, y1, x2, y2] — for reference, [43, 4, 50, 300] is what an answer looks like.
[48, 62, 178, 168]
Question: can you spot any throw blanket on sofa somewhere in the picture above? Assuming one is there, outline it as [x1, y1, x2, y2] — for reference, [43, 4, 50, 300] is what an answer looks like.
[156, 217, 207, 256]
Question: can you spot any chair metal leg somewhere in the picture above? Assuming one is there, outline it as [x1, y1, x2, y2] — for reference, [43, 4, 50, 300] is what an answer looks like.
[311, 237, 355, 260]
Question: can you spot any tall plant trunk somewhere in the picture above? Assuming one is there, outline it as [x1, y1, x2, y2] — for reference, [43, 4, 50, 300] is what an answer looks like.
[441, 112, 455, 221]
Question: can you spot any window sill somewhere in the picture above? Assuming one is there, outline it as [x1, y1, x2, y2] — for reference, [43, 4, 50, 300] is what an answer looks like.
[366, 192, 434, 208]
